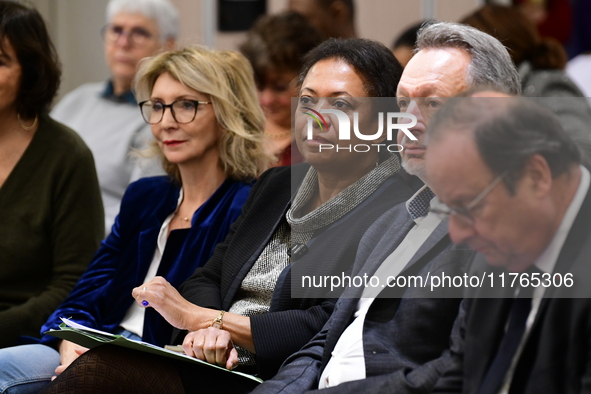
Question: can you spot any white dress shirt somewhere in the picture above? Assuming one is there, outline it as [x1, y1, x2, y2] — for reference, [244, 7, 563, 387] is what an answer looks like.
[118, 189, 184, 337]
[319, 186, 442, 388]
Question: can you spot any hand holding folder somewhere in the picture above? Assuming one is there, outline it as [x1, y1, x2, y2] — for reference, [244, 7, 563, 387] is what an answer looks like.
[45, 318, 262, 388]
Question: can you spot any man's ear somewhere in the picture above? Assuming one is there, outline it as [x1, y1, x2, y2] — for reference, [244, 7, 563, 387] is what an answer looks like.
[523, 154, 553, 197]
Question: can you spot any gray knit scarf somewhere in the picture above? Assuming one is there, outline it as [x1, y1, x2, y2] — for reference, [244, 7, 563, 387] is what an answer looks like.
[286, 153, 401, 245]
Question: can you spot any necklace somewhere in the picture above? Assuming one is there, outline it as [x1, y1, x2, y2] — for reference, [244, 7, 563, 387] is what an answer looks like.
[176, 210, 191, 223]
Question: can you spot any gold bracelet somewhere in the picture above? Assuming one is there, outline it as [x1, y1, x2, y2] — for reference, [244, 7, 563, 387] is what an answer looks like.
[211, 310, 225, 329]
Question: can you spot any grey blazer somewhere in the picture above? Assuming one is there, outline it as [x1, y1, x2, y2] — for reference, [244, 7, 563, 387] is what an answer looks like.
[253, 203, 474, 393]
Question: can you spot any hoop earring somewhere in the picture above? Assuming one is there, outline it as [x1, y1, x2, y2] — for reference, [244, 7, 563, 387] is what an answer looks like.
[17, 114, 38, 131]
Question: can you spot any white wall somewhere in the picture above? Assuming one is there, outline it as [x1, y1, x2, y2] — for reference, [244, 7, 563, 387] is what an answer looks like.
[204, 0, 481, 51]
[30, 0, 110, 100]
[29, 0, 481, 101]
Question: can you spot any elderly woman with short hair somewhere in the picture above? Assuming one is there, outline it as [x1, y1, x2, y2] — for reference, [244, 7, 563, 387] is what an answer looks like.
[51, 0, 179, 234]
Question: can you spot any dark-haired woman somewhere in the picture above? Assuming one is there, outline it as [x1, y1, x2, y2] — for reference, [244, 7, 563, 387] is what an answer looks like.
[0, 1, 104, 348]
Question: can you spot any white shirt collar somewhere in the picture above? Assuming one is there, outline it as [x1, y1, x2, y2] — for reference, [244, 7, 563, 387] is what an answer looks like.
[533, 165, 590, 274]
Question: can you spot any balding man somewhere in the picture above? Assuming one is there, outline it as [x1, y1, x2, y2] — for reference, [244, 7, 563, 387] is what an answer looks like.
[288, 0, 356, 39]
[428, 93, 591, 394]
[253, 22, 521, 394]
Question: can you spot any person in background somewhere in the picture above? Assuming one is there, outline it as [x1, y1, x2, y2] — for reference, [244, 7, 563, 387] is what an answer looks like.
[0, 2, 103, 348]
[288, 0, 356, 39]
[514, 0, 572, 47]
[461, 4, 591, 165]
[240, 11, 322, 167]
[0, 46, 267, 394]
[390, 20, 429, 67]
[43, 38, 414, 394]
[51, 0, 177, 234]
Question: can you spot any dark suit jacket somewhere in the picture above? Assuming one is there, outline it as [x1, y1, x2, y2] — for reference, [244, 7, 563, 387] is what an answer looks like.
[433, 186, 591, 394]
[176, 162, 414, 379]
[253, 203, 474, 393]
[40, 176, 252, 347]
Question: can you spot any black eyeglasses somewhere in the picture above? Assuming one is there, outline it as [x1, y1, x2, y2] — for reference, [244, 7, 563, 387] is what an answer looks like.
[429, 172, 507, 226]
[101, 24, 156, 47]
[139, 100, 211, 124]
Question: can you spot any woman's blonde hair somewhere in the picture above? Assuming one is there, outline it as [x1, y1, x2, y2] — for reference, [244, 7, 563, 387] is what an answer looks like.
[134, 46, 269, 182]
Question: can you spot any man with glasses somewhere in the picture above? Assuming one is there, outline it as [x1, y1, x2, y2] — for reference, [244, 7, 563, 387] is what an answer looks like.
[429, 171, 507, 228]
[427, 92, 590, 394]
[254, 22, 521, 393]
[51, 0, 177, 234]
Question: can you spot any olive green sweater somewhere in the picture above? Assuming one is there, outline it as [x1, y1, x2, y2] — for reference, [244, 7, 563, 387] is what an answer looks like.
[0, 114, 104, 347]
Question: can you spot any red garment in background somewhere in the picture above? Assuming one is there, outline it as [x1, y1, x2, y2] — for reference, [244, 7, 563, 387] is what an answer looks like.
[272, 142, 304, 168]
[514, 0, 573, 44]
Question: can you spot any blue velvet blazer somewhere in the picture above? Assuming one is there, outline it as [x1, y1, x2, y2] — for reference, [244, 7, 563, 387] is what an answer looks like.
[40, 176, 252, 347]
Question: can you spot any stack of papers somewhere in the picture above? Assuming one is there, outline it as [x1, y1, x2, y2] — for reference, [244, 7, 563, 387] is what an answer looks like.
[45, 318, 262, 388]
